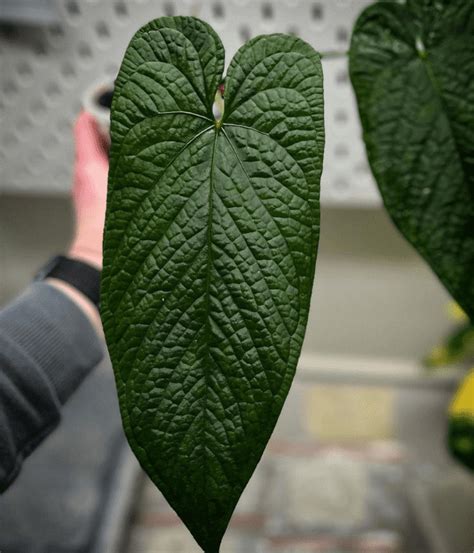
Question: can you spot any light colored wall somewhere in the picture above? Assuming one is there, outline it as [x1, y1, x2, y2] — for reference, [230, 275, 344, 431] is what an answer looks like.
[0, 195, 452, 360]
[305, 207, 452, 359]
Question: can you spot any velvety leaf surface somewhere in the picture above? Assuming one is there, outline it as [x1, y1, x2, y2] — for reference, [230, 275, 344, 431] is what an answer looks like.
[101, 16, 323, 552]
[349, 0, 474, 320]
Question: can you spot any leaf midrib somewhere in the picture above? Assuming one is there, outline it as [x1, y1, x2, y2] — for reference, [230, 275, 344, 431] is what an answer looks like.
[201, 128, 219, 505]
[191, 119, 300, 491]
[366, 30, 469, 192]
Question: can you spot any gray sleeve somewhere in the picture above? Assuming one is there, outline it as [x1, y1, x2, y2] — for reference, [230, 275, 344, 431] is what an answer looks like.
[0, 282, 104, 492]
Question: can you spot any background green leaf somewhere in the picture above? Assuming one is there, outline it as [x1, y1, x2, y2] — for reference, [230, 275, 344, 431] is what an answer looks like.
[101, 16, 324, 552]
[349, 0, 474, 320]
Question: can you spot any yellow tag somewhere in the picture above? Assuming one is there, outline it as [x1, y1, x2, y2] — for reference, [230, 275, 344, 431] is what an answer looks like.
[450, 369, 474, 418]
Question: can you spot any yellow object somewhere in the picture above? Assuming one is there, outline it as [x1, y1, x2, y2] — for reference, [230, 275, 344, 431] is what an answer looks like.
[449, 369, 474, 417]
[305, 384, 394, 442]
[448, 368, 474, 471]
[447, 301, 468, 323]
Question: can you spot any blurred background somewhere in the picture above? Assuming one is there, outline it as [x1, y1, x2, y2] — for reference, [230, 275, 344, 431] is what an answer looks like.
[1, 1, 474, 552]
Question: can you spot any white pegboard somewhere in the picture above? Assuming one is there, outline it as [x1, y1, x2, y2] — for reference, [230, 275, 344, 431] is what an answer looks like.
[0, 0, 380, 206]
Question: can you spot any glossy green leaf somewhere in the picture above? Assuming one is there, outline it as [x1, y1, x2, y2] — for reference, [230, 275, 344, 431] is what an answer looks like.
[349, 0, 474, 320]
[101, 16, 324, 552]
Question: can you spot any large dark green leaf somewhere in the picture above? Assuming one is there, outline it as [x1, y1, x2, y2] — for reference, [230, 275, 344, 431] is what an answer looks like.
[101, 16, 323, 552]
[349, 0, 474, 320]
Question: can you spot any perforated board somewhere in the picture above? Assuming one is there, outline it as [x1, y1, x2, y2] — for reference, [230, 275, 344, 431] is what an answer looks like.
[0, 0, 379, 206]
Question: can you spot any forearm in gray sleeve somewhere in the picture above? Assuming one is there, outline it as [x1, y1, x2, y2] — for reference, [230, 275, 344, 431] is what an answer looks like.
[0, 282, 104, 492]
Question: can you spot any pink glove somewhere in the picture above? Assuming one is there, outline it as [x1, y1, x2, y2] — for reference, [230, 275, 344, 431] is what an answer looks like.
[68, 111, 109, 270]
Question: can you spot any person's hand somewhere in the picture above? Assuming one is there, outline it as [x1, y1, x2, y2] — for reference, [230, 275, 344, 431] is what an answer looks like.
[68, 111, 109, 269]
[47, 112, 108, 335]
